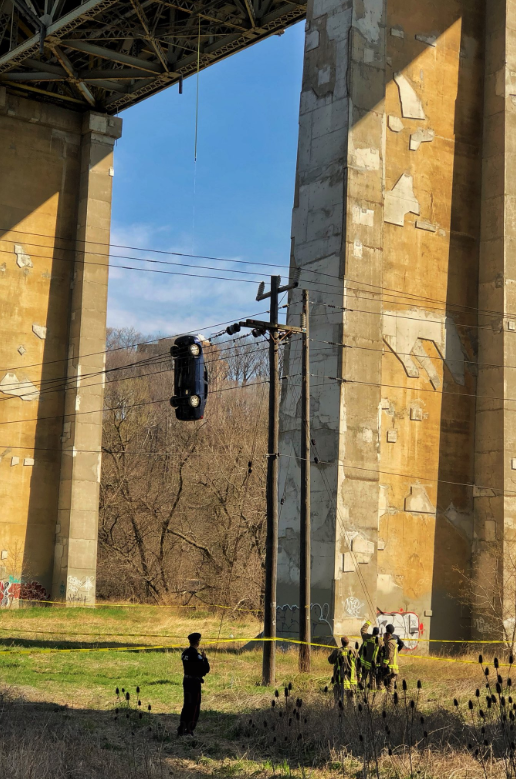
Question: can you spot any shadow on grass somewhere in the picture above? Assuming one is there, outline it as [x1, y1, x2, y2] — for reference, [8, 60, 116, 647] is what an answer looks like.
[1, 674, 510, 779]
[0, 636, 260, 653]
[0, 688, 248, 778]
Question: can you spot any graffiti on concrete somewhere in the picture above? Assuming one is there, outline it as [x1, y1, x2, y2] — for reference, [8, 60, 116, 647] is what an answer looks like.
[344, 595, 365, 619]
[376, 611, 422, 651]
[0, 578, 48, 607]
[67, 575, 94, 603]
[277, 602, 332, 638]
[475, 616, 490, 635]
[277, 603, 422, 648]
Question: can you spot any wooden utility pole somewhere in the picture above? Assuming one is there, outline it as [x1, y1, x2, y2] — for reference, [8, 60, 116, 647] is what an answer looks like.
[263, 274, 280, 686]
[299, 289, 311, 672]
[230, 276, 302, 685]
[242, 274, 299, 686]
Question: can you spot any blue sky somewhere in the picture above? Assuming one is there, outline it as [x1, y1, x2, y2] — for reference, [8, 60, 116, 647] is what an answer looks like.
[109, 22, 304, 338]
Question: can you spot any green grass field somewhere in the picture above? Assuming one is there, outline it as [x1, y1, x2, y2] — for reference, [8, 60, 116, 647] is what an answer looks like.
[0, 606, 509, 778]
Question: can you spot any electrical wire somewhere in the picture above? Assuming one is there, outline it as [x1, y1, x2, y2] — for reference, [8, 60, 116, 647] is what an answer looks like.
[0, 351, 169, 396]
[0, 310, 269, 374]
[0, 246, 271, 279]
[306, 299, 503, 335]
[276, 443, 511, 497]
[304, 366, 516, 406]
[0, 227, 484, 317]
[0, 337, 269, 404]
[0, 343, 267, 418]
[0, 371, 297, 431]
[307, 333, 507, 375]
[293, 277, 501, 323]
[3, 225, 516, 321]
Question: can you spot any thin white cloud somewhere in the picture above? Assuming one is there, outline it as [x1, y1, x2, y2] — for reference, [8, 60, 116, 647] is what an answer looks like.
[107, 222, 267, 337]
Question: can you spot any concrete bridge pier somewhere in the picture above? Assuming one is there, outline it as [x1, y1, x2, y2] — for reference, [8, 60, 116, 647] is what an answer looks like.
[279, 0, 516, 646]
[0, 89, 121, 605]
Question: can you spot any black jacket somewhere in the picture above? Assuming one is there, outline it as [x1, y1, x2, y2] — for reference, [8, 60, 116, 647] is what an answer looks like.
[392, 634, 405, 651]
[181, 646, 210, 679]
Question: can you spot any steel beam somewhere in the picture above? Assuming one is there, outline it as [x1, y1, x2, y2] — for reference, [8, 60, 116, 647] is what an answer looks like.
[82, 77, 127, 91]
[52, 44, 96, 106]
[60, 38, 163, 73]
[0, 70, 66, 79]
[129, 0, 169, 71]
[0, 0, 306, 111]
[24, 57, 67, 74]
[0, 0, 120, 71]
[78, 67, 152, 79]
[1, 80, 84, 101]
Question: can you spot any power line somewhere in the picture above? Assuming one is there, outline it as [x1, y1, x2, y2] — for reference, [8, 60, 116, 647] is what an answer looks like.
[0, 373, 297, 430]
[278, 450, 511, 498]
[0, 338, 269, 416]
[0, 336, 268, 405]
[305, 367, 516, 406]
[0, 228, 491, 321]
[0, 352, 168, 397]
[307, 333, 514, 374]
[33, 252, 260, 285]
[287, 269, 516, 324]
[5, 338, 514, 444]
[0, 310, 269, 375]
[0, 226, 291, 270]
[3, 371, 512, 496]
[0, 246, 269, 280]
[3, 225, 516, 321]
[295, 276, 502, 323]
[307, 300, 505, 335]
[0, 349, 266, 425]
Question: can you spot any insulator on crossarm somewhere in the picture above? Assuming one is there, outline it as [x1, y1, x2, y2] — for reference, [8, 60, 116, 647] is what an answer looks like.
[226, 323, 241, 336]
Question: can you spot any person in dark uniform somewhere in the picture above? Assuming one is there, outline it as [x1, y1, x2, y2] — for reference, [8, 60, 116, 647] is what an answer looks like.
[177, 632, 210, 736]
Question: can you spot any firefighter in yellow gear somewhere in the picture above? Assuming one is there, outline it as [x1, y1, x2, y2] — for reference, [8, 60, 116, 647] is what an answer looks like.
[359, 620, 380, 689]
[381, 624, 404, 693]
[328, 636, 357, 702]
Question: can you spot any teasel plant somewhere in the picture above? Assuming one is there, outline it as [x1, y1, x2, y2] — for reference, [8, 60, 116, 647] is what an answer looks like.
[111, 685, 167, 779]
[458, 653, 516, 778]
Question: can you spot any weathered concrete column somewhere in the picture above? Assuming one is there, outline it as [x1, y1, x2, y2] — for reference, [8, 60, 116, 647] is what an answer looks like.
[278, 0, 386, 641]
[280, 0, 488, 647]
[52, 113, 122, 604]
[474, 0, 516, 639]
[0, 90, 120, 605]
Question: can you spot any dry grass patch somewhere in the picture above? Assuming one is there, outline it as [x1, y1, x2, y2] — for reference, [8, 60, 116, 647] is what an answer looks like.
[1, 608, 516, 777]
[0, 604, 262, 649]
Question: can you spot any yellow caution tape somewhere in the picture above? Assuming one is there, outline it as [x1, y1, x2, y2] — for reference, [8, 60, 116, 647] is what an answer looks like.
[8, 602, 514, 647]
[0, 627, 511, 648]
[0, 636, 512, 666]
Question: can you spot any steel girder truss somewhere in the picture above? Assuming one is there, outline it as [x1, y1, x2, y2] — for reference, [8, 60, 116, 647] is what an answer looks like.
[0, 0, 306, 113]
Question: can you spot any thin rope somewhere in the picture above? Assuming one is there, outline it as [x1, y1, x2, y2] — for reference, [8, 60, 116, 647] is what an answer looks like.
[194, 15, 200, 162]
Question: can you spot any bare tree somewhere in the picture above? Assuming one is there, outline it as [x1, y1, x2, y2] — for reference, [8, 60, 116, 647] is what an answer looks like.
[97, 329, 268, 607]
[456, 538, 516, 650]
[224, 336, 268, 385]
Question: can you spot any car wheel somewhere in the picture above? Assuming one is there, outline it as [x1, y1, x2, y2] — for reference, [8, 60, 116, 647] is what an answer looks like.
[170, 397, 179, 408]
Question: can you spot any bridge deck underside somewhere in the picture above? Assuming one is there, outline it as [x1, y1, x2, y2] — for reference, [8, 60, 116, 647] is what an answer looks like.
[0, 0, 305, 113]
